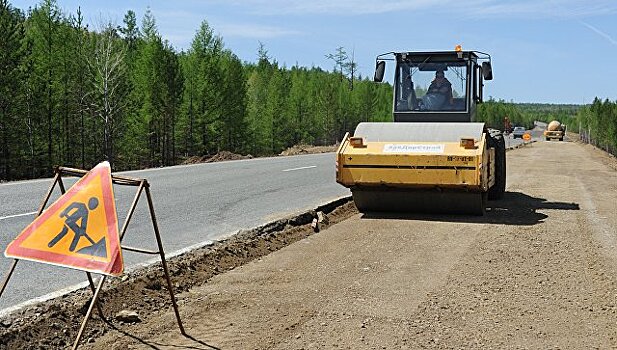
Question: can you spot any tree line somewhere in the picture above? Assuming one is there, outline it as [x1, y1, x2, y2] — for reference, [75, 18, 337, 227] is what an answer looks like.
[577, 98, 617, 156]
[476, 99, 581, 130]
[0, 0, 392, 181]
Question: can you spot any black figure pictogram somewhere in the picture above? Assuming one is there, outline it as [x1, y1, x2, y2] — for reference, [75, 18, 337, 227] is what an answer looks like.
[48, 197, 107, 257]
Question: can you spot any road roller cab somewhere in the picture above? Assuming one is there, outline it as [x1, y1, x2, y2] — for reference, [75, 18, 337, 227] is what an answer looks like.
[379, 49, 493, 122]
[336, 48, 505, 215]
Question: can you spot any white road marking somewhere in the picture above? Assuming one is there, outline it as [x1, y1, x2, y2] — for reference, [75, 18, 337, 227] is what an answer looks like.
[282, 165, 317, 172]
[0, 178, 50, 187]
[0, 211, 37, 221]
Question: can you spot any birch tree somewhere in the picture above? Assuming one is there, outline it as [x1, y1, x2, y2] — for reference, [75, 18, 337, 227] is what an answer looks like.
[88, 24, 127, 166]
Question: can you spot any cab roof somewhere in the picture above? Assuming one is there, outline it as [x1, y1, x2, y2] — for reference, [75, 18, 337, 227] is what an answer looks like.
[377, 50, 489, 64]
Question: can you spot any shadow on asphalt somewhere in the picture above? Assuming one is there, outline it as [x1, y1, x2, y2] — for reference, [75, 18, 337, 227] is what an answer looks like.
[360, 191, 579, 226]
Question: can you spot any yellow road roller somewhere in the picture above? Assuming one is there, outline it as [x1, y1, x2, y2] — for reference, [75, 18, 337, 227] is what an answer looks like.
[336, 49, 505, 215]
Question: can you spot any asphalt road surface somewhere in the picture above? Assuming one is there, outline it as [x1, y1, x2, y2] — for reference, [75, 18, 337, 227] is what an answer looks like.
[0, 153, 349, 312]
[88, 137, 617, 349]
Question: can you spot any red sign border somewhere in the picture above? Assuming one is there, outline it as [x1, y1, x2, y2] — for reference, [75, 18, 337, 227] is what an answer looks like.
[4, 162, 124, 276]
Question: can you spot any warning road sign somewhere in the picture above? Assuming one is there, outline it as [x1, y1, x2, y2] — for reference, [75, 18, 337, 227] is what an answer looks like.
[4, 161, 124, 276]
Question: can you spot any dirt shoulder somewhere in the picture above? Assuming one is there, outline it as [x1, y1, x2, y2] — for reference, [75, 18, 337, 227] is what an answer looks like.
[279, 144, 338, 156]
[180, 144, 338, 166]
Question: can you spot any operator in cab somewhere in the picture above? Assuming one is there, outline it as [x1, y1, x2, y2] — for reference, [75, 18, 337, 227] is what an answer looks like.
[422, 70, 454, 110]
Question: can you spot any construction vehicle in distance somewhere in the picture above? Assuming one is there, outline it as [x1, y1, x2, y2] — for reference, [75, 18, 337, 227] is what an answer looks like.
[336, 48, 505, 215]
[544, 120, 566, 141]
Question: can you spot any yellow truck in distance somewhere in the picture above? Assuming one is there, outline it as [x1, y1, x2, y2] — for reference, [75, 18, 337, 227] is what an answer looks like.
[544, 120, 566, 141]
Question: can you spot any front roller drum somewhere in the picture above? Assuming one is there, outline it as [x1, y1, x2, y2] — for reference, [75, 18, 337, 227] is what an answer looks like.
[352, 188, 487, 216]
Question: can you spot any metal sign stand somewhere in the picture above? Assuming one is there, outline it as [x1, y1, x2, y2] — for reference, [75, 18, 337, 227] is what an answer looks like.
[0, 166, 185, 349]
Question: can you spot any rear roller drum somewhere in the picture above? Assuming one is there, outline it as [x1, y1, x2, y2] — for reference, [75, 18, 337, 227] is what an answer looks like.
[352, 188, 486, 216]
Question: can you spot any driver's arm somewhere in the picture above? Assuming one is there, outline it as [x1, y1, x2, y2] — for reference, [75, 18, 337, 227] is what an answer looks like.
[442, 81, 453, 105]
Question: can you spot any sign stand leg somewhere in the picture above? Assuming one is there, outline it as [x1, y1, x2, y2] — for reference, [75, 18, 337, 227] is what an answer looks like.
[38, 171, 62, 215]
[0, 260, 18, 298]
[85, 272, 105, 318]
[72, 275, 106, 350]
[145, 184, 186, 335]
[118, 181, 145, 241]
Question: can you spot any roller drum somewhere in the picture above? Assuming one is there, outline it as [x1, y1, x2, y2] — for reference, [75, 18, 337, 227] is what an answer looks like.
[352, 188, 487, 216]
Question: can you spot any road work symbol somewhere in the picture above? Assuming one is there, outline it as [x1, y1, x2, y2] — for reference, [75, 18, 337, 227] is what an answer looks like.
[4, 161, 124, 276]
[47, 197, 107, 258]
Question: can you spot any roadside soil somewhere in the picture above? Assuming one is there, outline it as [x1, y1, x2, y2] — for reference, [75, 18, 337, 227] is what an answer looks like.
[3, 138, 617, 349]
[181, 151, 253, 165]
[180, 144, 338, 166]
[279, 144, 338, 156]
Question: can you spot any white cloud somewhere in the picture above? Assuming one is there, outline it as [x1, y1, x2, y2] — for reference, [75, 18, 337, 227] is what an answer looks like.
[214, 23, 302, 39]
[468, 0, 617, 18]
[579, 21, 617, 46]
[219, 0, 462, 15]
[217, 0, 617, 18]
[150, 8, 302, 39]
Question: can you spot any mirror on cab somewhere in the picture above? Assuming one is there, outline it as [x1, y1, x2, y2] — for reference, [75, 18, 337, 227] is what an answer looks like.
[374, 61, 386, 82]
[482, 62, 493, 80]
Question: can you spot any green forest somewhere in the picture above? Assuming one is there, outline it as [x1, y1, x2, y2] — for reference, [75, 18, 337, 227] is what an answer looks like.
[0, 0, 392, 181]
[1, 0, 616, 181]
[576, 98, 617, 155]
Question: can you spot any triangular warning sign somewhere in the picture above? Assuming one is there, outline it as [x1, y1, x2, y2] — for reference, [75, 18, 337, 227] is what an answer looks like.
[4, 161, 124, 276]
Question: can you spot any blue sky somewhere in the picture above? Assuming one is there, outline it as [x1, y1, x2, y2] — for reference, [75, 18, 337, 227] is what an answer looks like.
[10, 0, 617, 104]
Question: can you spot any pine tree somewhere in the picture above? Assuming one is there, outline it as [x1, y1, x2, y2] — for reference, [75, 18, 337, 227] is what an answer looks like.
[219, 51, 247, 152]
[57, 12, 79, 166]
[72, 6, 88, 168]
[160, 40, 183, 165]
[179, 50, 197, 156]
[27, 0, 62, 173]
[188, 19, 224, 155]
[119, 10, 139, 52]
[286, 66, 310, 145]
[326, 46, 347, 82]
[133, 9, 166, 166]
[0, 0, 25, 180]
